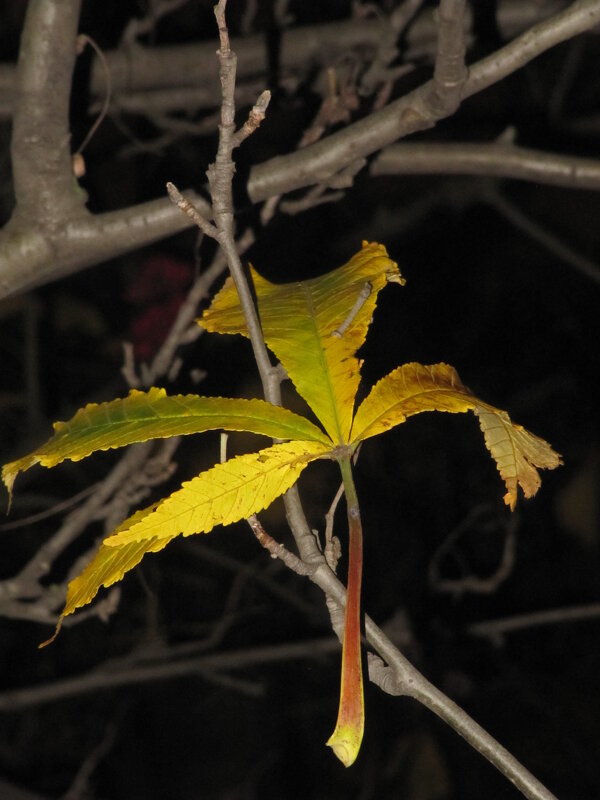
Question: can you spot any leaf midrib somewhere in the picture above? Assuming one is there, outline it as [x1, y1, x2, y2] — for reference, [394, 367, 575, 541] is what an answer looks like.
[57, 405, 330, 445]
[352, 385, 476, 441]
[302, 285, 345, 444]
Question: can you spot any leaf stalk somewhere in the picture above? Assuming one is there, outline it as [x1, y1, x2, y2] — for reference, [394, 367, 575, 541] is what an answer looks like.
[326, 455, 365, 766]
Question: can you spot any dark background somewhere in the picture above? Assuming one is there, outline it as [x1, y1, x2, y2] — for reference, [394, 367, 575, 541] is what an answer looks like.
[1, 2, 599, 798]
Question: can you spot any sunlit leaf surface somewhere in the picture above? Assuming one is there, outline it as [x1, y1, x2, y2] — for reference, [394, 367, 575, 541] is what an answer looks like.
[351, 362, 561, 509]
[201, 241, 404, 443]
[105, 440, 330, 546]
[2, 388, 330, 497]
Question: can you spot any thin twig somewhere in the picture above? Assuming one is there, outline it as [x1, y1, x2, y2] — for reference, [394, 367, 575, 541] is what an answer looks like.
[0, 483, 98, 531]
[371, 140, 600, 192]
[60, 721, 118, 800]
[0, 635, 356, 711]
[74, 35, 112, 158]
[429, 506, 517, 596]
[324, 482, 344, 571]
[468, 602, 600, 641]
[484, 186, 600, 286]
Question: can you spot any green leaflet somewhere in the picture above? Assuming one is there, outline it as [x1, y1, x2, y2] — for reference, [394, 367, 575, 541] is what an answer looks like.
[2, 388, 330, 497]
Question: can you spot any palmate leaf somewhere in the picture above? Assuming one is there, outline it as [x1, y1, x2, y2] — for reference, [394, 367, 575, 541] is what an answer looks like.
[350, 362, 561, 509]
[46, 440, 331, 633]
[201, 241, 404, 444]
[2, 388, 330, 498]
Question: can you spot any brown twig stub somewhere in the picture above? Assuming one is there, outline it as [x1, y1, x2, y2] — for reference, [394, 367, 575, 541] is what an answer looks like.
[166, 182, 219, 239]
[214, 0, 232, 56]
[74, 35, 112, 158]
[248, 516, 313, 576]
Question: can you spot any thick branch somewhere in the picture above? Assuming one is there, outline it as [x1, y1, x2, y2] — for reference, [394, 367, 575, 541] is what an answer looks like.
[0, 2, 562, 117]
[0, 0, 213, 299]
[0, 1, 594, 299]
[464, 0, 600, 100]
[425, 0, 468, 116]
[11, 0, 84, 227]
[247, 0, 600, 202]
[0, 192, 210, 298]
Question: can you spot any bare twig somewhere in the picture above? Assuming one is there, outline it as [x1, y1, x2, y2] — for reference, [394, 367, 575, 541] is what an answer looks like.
[232, 89, 271, 148]
[180, 540, 318, 618]
[468, 602, 600, 642]
[60, 721, 118, 800]
[372, 141, 600, 191]
[120, 0, 191, 46]
[483, 186, 600, 285]
[0, 484, 98, 532]
[359, 0, 425, 97]
[324, 482, 344, 571]
[0, 635, 360, 711]
[248, 516, 313, 576]
[429, 508, 517, 596]
[166, 182, 218, 238]
[74, 35, 112, 159]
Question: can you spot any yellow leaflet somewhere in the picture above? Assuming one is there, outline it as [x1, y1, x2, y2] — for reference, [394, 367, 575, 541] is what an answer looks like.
[200, 242, 404, 444]
[39, 503, 167, 643]
[43, 440, 330, 637]
[473, 407, 562, 510]
[350, 362, 561, 509]
[105, 440, 331, 547]
[2, 389, 330, 498]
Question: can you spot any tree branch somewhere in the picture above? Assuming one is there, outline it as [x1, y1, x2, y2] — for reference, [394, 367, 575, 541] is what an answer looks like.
[468, 602, 600, 641]
[247, 0, 600, 202]
[0, 1, 567, 118]
[0, 0, 214, 299]
[10, 0, 84, 228]
[308, 563, 558, 800]
[0, 1, 594, 299]
[0, 634, 362, 712]
[371, 140, 600, 191]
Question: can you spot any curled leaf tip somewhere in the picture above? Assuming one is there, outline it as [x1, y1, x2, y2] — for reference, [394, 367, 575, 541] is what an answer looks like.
[2, 465, 17, 505]
[326, 724, 363, 767]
